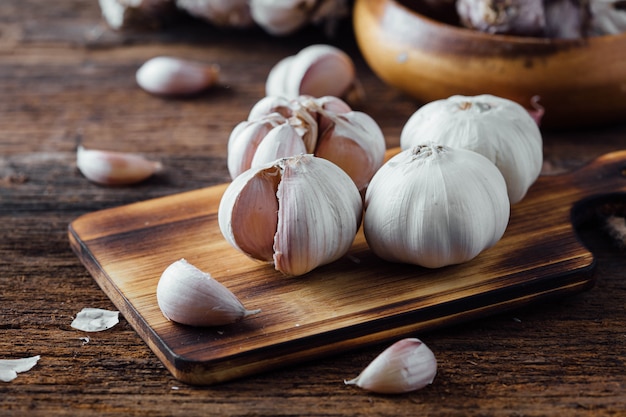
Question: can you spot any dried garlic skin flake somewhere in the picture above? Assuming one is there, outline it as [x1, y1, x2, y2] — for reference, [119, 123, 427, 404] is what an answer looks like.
[71, 307, 120, 332]
[0, 355, 40, 382]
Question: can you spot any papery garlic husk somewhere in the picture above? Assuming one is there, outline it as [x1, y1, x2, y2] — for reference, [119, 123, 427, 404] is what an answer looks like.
[345, 338, 437, 394]
[218, 154, 363, 276]
[156, 259, 260, 326]
[76, 145, 162, 186]
[176, 0, 254, 28]
[544, 0, 591, 39]
[364, 144, 510, 268]
[400, 94, 543, 204]
[136, 56, 219, 96]
[589, 0, 626, 35]
[456, 0, 547, 36]
[265, 44, 357, 101]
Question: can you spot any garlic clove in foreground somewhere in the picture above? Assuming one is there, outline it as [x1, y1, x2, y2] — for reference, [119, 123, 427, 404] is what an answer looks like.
[156, 259, 260, 327]
[265, 44, 357, 101]
[218, 154, 363, 276]
[76, 145, 162, 186]
[364, 143, 510, 268]
[400, 94, 543, 204]
[345, 338, 437, 394]
[136, 56, 220, 96]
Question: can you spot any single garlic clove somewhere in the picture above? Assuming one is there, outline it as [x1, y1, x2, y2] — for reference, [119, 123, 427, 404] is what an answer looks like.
[136, 56, 220, 96]
[301, 95, 352, 133]
[247, 95, 294, 121]
[76, 145, 162, 186]
[156, 259, 261, 327]
[345, 338, 437, 394]
[176, 0, 254, 28]
[250, 123, 307, 169]
[218, 154, 363, 276]
[265, 44, 357, 100]
[315, 110, 386, 192]
[364, 143, 510, 268]
[400, 94, 543, 204]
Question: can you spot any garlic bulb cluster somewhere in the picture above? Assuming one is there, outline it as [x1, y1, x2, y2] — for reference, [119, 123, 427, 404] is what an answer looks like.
[345, 338, 437, 394]
[156, 259, 260, 326]
[218, 154, 363, 276]
[266, 44, 360, 102]
[228, 95, 385, 192]
[76, 145, 163, 186]
[364, 143, 510, 268]
[136, 56, 220, 96]
[250, 0, 350, 36]
[400, 94, 543, 204]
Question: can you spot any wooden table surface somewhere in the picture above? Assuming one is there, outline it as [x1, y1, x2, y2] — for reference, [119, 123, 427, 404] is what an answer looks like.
[1, 1, 625, 416]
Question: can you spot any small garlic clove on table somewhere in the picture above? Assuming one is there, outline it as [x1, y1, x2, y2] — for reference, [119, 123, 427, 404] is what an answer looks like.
[76, 145, 162, 186]
[136, 56, 220, 96]
[156, 259, 260, 327]
[345, 338, 437, 394]
[218, 154, 363, 277]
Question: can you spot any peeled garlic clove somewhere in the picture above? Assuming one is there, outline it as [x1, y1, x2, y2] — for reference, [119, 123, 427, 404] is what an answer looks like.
[76, 145, 162, 186]
[364, 143, 510, 268]
[315, 110, 386, 192]
[265, 44, 357, 100]
[400, 94, 543, 204]
[218, 154, 363, 276]
[136, 56, 219, 96]
[250, 123, 307, 169]
[345, 338, 437, 394]
[176, 0, 254, 28]
[156, 259, 260, 327]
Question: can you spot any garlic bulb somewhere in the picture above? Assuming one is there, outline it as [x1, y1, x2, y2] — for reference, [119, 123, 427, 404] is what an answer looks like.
[218, 154, 363, 276]
[400, 94, 543, 204]
[175, 0, 254, 28]
[136, 56, 220, 96]
[76, 145, 162, 186]
[227, 95, 385, 192]
[156, 259, 260, 326]
[265, 44, 358, 102]
[364, 144, 510, 268]
[345, 338, 437, 394]
[456, 0, 546, 36]
[589, 0, 626, 35]
[250, 0, 350, 36]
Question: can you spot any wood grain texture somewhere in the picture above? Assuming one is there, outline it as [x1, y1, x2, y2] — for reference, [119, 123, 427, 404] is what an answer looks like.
[68, 149, 626, 385]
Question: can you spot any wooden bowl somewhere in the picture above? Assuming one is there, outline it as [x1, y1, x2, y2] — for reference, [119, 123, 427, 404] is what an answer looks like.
[353, 0, 626, 128]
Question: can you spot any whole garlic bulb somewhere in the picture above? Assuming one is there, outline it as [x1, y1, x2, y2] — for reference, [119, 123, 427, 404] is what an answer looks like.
[364, 144, 510, 268]
[227, 95, 386, 192]
[218, 154, 363, 276]
[400, 94, 543, 204]
[156, 259, 260, 326]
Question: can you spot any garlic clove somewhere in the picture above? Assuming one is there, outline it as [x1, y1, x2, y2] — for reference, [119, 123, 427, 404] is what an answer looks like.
[345, 338, 437, 394]
[176, 0, 254, 28]
[247, 95, 294, 121]
[136, 56, 220, 96]
[250, 123, 308, 169]
[219, 154, 363, 276]
[156, 259, 261, 327]
[265, 44, 357, 101]
[364, 143, 510, 268]
[400, 94, 543, 204]
[250, 0, 315, 35]
[76, 145, 162, 186]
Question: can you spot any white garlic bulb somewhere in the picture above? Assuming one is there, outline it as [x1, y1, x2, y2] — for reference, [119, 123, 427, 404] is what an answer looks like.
[227, 95, 386, 192]
[218, 154, 363, 277]
[400, 94, 543, 204]
[265, 44, 357, 101]
[156, 259, 260, 326]
[76, 145, 162, 186]
[345, 338, 437, 394]
[364, 144, 510, 268]
[136, 56, 219, 96]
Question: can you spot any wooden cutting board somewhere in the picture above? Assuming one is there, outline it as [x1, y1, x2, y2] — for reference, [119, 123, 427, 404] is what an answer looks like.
[68, 149, 626, 385]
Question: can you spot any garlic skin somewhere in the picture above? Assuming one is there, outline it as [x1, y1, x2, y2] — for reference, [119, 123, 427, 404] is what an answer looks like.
[218, 154, 363, 277]
[364, 144, 510, 268]
[345, 338, 437, 394]
[136, 56, 219, 96]
[227, 95, 385, 192]
[400, 94, 543, 204]
[456, 0, 546, 36]
[265, 44, 357, 101]
[175, 0, 254, 28]
[156, 259, 260, 327]
[76, 145, 162, 186]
